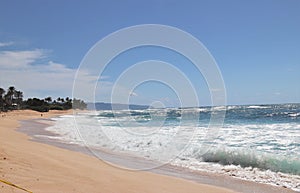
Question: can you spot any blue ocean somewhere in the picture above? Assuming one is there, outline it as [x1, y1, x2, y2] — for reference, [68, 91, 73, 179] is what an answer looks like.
[45, 103, 300, 191]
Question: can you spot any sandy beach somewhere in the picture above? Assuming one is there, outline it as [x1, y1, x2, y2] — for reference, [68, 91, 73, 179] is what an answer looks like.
[0, 110, 241, 193]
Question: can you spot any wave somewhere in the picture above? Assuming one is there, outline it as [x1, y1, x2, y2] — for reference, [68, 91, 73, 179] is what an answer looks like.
[198, 148, 300, 175]
[289, 113, 300, 117]
[247, 105, 269, 109]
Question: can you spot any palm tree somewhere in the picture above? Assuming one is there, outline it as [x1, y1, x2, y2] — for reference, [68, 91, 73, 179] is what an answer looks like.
[14, 90, 23, 108]
[45, 97, 52, 103]
[7, 86, 15, 100]
[0, 88, 5, 97]
[5, 86, 15, 108]
[0, 88, 5, 111]
[64, 97, 72, 109]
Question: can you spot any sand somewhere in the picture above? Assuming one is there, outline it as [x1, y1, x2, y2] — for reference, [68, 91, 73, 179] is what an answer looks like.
[0, 110, 239, 193]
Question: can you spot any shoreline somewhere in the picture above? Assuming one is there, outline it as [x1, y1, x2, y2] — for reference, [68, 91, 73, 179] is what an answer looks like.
[16, 111, 298, 193]
[0, 109, 239, 193]
[0, 110, 297, 193]
[19, 120, 296, 193]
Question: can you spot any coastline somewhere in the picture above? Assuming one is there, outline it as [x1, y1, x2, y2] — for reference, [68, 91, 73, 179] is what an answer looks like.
[0, 110, 297, 193]
[0, 110, 238, 193]
[20, 115, 298, 193]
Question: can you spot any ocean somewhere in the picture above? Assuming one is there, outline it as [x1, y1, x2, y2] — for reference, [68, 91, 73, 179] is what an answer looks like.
[43, 103, 300, 191]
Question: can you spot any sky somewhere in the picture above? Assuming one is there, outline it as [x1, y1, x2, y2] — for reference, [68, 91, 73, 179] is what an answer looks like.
[0, 0, 299, 106]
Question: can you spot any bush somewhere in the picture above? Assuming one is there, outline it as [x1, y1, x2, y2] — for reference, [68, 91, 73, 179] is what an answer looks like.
[49, 105, 64, 110]
[28, 105, 49, 112]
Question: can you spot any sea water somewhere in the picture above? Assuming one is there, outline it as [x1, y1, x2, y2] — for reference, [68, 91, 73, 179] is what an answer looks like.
[44, 104, 300, 191]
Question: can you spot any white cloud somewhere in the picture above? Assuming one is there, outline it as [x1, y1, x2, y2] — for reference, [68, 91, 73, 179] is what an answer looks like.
[0, 49, 98, 99]
[0, 41, 14, 47]
[1, 48, 194, 105]
[0, 49, 46, 69]
[274, 92, 281, 95]
[0, 49, 139, 103]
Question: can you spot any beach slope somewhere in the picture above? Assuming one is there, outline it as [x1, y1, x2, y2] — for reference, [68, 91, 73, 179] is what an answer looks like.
[0, 110, 238, 193]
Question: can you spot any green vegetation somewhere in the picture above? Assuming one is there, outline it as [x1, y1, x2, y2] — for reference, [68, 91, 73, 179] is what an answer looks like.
[0, 86, 87, 112]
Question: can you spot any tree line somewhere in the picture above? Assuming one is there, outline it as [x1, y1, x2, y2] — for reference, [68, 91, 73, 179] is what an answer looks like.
[0, 86, 87, 112]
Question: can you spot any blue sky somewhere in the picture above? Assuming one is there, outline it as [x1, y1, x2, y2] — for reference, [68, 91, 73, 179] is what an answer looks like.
[0, 0, 299, 106]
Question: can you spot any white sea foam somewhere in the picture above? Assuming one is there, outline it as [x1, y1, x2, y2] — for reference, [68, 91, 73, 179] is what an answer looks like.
[43, 107, 300, 191]
[247, 105, 269, 109]
[226, 105, 241, 110]
[172, 158, 300, 192]
[289, 113, 300, 117]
